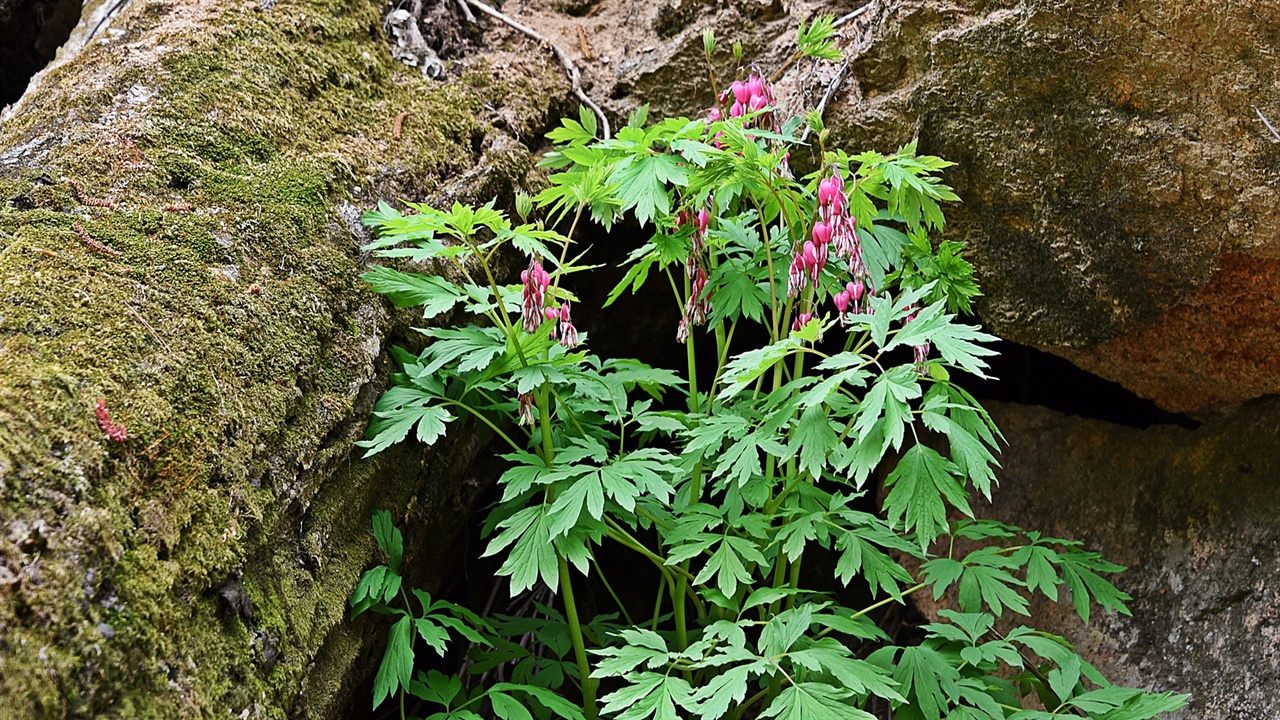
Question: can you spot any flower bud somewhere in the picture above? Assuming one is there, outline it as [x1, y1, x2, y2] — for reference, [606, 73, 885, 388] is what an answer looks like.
[697, 208, 710, 233]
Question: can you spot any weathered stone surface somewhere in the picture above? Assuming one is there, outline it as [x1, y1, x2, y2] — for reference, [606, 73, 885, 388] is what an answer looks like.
[824, 0, 1280, 413]
[917, 401, 1280, 720]
[0, 0, 565, 716]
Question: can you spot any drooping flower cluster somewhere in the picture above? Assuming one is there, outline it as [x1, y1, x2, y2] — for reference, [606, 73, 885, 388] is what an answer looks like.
[810, 168, 876, 323]
[520, 258, 551, 333]
[675, 205, 713, 344]
[724, 73, 776, 130]
[707, 71, 790, 177]
[544, 302, 580, 348]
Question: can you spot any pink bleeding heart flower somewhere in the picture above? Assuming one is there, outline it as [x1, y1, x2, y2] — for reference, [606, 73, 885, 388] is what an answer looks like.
[730, 101, 745, 118]
[732, 82, 750, 104]
[749, 94, 768, 113]
[812, 220, 831, 246]
[521, 258, 551, 333]
[818, 178, 834, 206]
[697, 208, 710, 233]
[834, 290, 850, 316]
[558, 302, 579, 348]
[788, 256, 805, 297]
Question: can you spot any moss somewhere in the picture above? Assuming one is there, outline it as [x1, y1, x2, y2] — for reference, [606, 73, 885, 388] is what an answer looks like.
[0, 0, 566, 716]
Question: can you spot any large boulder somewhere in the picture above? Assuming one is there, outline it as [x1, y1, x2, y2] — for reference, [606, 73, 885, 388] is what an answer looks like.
[0, 0, 565, 716]
[915, 401, 1280, 720]
[826, 0, 1280, 414]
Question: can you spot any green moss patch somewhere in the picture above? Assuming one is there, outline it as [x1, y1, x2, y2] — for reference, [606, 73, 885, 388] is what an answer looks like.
[0, 0, 563, 715]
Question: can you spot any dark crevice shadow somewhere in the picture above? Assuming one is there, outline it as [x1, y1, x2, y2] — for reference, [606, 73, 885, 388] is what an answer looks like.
[958, 336, 1200, 430]
[0, 0, 84, 107]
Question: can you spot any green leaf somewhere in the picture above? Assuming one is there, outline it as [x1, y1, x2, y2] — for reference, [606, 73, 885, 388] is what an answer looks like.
[882, 444, 971, 549]
[371, 510, 404, 571]
[718, 337, 801, 401]
[372, 615, 414, 709]
[958, 563, 1030, 616]
[760, 682, 873, 720]
[598, 672, 693, 720]
[546, 469, 605, 538]
[484, 506, 560, 595]
[357, 387, 454, 456]
[415, 617, 451, 656]
[790, 405, 839, 479]
[834, 534, 914, 599]
[362, 266, 466, 317]
[415, 669, 463, 707]
[693, 535, 767, 598]
[490, 691, 535, 720]
[892, 646, 962, 720]
[489, 683, 588, 720]
[788, 638, 904, 702]
[688, 665, 751, 720]
[350, 565, 388, 616]
[610, 153, 690, 226]
[853, 365, 919, 452]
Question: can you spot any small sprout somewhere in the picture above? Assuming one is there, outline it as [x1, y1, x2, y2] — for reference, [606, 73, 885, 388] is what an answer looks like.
[702, 28, 716, 56]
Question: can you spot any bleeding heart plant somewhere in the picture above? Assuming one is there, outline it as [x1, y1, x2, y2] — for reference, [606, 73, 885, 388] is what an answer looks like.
[348, 17, 1186, 720]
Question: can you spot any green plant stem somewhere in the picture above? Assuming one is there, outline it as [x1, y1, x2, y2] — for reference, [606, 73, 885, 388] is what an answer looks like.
[438, 398, 524, 453]
[652, 572, 667, 632]
[754, 200, 782, 343]
[558, 555, 598, 720]
[398, 587, 417, 720]
[550, 203, 586, 297]
[591, 550, 635, 625]
[786, 554, 803, 609]
[707, 319, 737, 405]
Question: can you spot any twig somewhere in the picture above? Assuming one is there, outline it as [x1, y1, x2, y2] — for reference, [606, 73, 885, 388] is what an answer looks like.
[72, 223, 120, 257]
[463, 0, 611, 139]
[69, 181, 117, 209]
[1253, 105, 1280, 143]
[122, 303, 172, 354]
[577, 25, 593, 60]
[833, 2, 872, 28]
[455, 0, 476, 22]
[799, 56, 852, 144]
[392, 110, 412, 139]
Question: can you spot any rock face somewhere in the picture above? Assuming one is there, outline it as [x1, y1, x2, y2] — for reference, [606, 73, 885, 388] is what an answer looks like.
[918, 401, 1280, 720]
[566, 0, 1280, 413]
[825, 0, 1280, 414]
[0, 0, 564, 716]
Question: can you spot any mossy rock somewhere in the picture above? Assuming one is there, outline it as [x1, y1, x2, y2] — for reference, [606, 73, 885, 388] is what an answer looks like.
[0, 0, 566, 716]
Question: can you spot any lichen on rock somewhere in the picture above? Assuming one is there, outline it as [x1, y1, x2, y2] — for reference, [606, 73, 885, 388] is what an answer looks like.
[0, 0, 565, 715]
